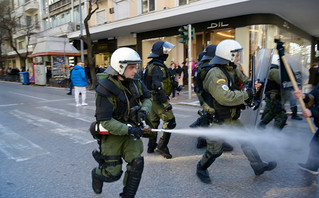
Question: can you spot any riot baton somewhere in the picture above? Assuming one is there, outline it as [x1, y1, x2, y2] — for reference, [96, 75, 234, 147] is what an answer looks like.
[274, 36, 315, 133]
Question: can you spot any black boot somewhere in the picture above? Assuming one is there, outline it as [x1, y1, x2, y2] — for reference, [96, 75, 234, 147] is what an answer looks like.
[222, 142, 233, 152]
[257, 121, 267, 129]
[251, 161, 277, 175]
[241, 143, 277, 176]
[120, 157, 144, 198]
[298, 162, 319, 175]
[196, 137, 207, 149]
[91, 168, 103, 194]
[190, 118, 201, 128]
[147, 138, 157, 153]
[196, 162, 212, 184]
[196, 151, 222, 184]
[156, 133, 172, 159]
[291, 106, 302, 120]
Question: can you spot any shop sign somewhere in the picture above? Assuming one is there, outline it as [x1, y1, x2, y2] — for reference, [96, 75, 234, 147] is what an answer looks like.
[97, 44, 109, 52]
[207, 21, 229, 29]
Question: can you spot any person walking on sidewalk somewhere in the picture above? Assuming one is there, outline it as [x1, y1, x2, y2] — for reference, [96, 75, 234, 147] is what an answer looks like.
[294, 85, 319, 175]
[67, 65, 74, 95]
[143, 41, 176, 159]
[195, 39, 277, 184]
[71, 62, 88, 107]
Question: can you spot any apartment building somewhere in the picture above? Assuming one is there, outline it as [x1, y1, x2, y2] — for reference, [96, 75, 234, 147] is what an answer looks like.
[3, 0, 41, 71]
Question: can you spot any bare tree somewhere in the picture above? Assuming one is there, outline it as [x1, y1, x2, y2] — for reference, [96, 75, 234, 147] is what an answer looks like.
[0, 0, 11, 69]
[0, 0, 36, 71]
[79, 0, 100, 89]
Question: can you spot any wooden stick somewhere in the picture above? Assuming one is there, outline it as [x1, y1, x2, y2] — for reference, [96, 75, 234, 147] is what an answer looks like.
[278, 46, 316, 133]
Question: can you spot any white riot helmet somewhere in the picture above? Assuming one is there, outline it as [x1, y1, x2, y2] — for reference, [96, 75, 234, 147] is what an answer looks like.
[106, 47, 142, 76]
[271, 54, 280, 66]
[210, 39, 243, 65]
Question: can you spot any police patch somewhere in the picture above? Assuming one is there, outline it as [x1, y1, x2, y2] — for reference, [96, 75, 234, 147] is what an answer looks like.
[222, 85, 229, 91]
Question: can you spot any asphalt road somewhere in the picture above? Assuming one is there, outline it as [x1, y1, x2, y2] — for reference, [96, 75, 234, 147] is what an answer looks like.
[0, 81, 318, 198]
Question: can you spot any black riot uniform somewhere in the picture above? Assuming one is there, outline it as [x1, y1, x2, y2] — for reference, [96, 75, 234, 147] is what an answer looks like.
[143, 41, 176, 159]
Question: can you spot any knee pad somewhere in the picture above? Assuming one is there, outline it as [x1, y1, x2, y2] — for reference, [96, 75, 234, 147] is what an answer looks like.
[128, 156, 144, 176]
[200, 150, 222, 169]
[166, 118, 176, 129]
[94, 169, 123, 183]
[205, 150, 223, 159]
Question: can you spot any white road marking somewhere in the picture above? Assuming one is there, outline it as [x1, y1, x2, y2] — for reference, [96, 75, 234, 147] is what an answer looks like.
[0, 124, 49, 162]
[67, 103, 96, 110]
[10, 110, 94, 144]
[0, 103, 20, 107]
[38, 106, 94, 123]
[9, 92, 49, 101]
[38, 98, 74, 103]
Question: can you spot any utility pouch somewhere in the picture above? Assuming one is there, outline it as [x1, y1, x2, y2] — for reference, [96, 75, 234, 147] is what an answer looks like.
[92, 149, 105, 165]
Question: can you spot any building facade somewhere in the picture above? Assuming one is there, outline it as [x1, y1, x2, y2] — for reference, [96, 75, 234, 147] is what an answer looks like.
[2, 0, 318, 87]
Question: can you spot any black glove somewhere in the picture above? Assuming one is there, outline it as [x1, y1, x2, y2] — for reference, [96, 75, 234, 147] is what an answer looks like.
[164, 103, 173, 111]
[246, 87, 256, 100]
[245, 87, 257, 106]
[154, 87, 168, 104]
[128, 127, 143, 139]
[275, 39, 285, 57]
[137, 110, 146, 123]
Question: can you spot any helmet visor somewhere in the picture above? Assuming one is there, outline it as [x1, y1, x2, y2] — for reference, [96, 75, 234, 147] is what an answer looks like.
[232, 49, 244, 65]
[121, 62, 142, 80]
[163, 42, 175, 54]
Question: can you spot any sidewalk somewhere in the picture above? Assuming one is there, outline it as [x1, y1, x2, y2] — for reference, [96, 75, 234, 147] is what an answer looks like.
[170, 86, 200, 107]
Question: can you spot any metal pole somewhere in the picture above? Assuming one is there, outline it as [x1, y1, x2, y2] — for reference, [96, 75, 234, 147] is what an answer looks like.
[188, 24, 192, 99]
[79, 0, 84, 63]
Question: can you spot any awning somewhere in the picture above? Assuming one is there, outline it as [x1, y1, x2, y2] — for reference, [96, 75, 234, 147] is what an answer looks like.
[28, 37, 80, 57]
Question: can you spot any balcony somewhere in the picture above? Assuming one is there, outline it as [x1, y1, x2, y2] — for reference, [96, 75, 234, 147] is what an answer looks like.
[24, 0, 39, 14]
[12, 28, 27, 40]
[11, 6, 24, 18]
[40, 22, 75, 37]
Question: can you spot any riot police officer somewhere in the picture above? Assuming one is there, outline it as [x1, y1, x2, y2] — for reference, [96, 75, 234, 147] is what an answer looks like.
[195, 39, 277, 184]
[190, 45, 233, 151]
[143, 41, 176, 159]
[258, 55, 288, 130]
[90, 47, 152, 197]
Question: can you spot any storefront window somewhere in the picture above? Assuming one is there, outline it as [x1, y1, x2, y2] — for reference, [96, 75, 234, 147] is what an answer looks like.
[249, 24, 311, 84]
[206, 29, 235, 45]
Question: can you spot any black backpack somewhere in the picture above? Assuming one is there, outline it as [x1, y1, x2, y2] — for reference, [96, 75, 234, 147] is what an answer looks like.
[195, 63, 213, 94]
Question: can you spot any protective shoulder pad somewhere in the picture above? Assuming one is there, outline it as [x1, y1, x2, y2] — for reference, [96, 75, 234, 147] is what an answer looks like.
[96, 78, 121, 97]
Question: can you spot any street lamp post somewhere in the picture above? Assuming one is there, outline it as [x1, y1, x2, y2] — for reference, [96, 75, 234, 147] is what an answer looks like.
[79, 0, 84, 63]
[188, 24, 192, 99]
